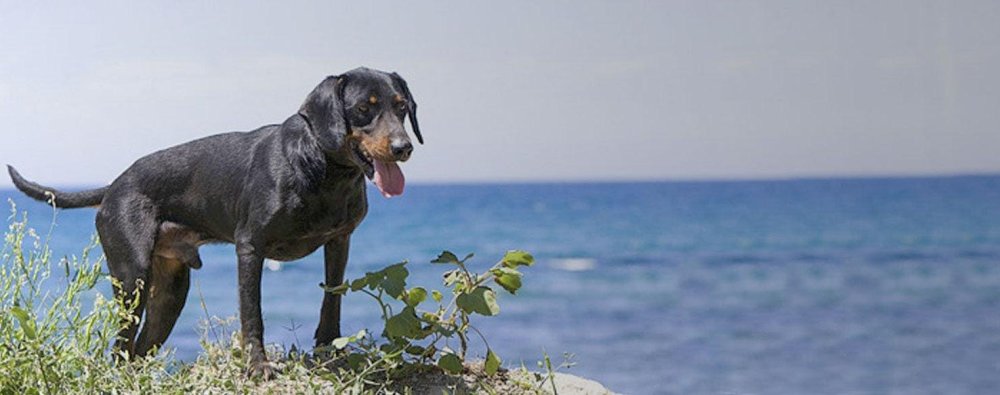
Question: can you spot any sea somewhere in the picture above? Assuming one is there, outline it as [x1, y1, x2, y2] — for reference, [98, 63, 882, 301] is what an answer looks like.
[3, 176, 1000, 395]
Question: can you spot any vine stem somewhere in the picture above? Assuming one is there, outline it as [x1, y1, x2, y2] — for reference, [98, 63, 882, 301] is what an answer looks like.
[468, 325, 491, 351]
[459, 315, 470, 357]
[361, 289, 392, 322]
[421, 332, 443, 364]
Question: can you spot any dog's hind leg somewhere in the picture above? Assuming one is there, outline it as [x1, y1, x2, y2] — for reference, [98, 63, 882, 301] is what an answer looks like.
[95, 197, 158, 359]
[134, 254, 191, 356]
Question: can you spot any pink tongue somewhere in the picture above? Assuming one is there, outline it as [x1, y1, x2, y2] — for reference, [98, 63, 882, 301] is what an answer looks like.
[373, 160, 405, 198]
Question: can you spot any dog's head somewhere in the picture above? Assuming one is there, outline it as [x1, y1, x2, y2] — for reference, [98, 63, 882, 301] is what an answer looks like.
[298, 67, 422, 197]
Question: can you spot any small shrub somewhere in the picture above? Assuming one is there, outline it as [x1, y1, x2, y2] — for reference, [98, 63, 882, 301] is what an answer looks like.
[321, 250, 535, 376]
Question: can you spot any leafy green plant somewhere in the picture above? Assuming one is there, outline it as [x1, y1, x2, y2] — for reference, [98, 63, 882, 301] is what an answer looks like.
[0, 202, 569, 393]
[0, 203, 153, 393]
[322, 250, 535, 376]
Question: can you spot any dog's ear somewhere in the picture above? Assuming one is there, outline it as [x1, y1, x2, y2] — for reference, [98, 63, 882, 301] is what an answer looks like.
[299, 75, 349, 151]
[390, 72, 422, 144]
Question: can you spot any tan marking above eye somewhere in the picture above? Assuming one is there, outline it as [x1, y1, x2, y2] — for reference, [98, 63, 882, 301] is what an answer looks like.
[393, 94, 403, 102]
[369, 95, 378, 104]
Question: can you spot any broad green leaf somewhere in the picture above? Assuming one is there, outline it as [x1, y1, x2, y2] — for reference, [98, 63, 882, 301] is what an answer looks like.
[350, 277, 367, 291]
[431, 290, 444, 303]
[10, 306, 29, 324]
[381, 263, 409, 298]
[438, 353, 464, 374]
[502, 250, 534, 268]
[485, 349, 502, 375]
[11, 307, 35, 340]
[384, 262, 409, 278]
[404, 287, 427, 307]
[431, 251, 460, 264]
[385, 306, 422, 339]
[456, 286, 500, 316]
[405, 345, 426, 356]
[491, 267, 523, 294]
[380, 343, 404, 355]
[361, 271, 383, 290]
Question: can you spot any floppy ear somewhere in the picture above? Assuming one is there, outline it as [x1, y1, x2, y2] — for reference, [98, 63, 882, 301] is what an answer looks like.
[390, 72, 423, 144]
[298, 75, 348, 152]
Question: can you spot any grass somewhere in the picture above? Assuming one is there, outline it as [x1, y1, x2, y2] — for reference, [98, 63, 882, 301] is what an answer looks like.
[0, 204, 570, 394]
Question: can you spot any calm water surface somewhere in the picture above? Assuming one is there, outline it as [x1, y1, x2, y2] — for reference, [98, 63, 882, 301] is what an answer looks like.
[4, 176, 1000, 394]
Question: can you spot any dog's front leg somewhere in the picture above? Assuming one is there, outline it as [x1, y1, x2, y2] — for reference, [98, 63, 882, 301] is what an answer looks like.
[315, 235, 350, 348]
[236, 242, 272, 379]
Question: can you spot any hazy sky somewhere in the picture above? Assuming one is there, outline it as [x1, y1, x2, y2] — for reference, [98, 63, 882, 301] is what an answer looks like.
[1, 1, 999, 187]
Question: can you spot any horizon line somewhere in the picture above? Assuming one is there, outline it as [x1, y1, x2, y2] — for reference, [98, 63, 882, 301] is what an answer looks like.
[2, 170, 999, 190]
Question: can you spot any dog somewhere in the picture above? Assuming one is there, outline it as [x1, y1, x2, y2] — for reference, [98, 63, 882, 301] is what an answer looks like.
[7, 67, 422, 377]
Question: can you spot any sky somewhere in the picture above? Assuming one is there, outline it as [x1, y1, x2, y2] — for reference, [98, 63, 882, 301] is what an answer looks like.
[1, 1, 999, 187]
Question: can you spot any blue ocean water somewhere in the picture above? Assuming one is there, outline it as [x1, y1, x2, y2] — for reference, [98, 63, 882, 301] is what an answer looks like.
[4, 176, 1000, 394]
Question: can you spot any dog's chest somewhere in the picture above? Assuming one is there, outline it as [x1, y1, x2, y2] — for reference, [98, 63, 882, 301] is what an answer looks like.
[264, 189, 367, 261]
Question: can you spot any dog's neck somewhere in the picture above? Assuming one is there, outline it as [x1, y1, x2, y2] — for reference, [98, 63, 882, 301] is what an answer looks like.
[281, 114, 364, 191]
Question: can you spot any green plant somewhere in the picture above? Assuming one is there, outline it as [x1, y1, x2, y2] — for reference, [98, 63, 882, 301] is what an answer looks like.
[322, 250, 535, 376]
[0, 203, 155, 393]
[0, 201, 560, 394]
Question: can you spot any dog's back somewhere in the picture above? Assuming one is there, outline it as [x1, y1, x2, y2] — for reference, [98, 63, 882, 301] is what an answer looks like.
[107, 126, 285, 237]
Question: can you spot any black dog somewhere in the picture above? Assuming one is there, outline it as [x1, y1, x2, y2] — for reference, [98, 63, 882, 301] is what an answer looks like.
[7, 67, 422, 376]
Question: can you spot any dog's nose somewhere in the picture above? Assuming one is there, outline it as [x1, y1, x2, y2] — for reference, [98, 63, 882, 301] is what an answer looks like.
[391, 141, 413, 160]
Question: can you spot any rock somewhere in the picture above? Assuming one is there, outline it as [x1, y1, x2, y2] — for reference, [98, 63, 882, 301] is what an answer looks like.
[408, 363, 618, 394]
[546, 372, 618, 395]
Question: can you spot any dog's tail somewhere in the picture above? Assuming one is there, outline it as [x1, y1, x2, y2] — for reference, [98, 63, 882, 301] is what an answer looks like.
[7, 165, 108, 209]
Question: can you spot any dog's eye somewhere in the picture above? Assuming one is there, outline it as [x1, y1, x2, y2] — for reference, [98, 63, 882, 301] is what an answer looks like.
[395, 102, 407, 113]
[358, 105, 369, 113]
